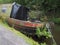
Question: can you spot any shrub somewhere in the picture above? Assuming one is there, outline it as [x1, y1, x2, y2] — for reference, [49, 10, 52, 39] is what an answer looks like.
[36, 26, 52, 45]
[0, 15, 7, 23]
[53, 18, 60, 24]
[36, 26, 52, 39]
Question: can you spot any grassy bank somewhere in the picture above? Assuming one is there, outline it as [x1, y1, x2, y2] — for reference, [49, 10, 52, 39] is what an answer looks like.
[0, 20, 39, 45]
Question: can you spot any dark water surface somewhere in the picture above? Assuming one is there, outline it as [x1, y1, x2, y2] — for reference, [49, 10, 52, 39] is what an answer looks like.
[52, 24, 60, 45]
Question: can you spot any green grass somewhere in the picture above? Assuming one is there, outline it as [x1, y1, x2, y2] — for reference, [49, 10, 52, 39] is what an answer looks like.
[0, 20, 39, 45]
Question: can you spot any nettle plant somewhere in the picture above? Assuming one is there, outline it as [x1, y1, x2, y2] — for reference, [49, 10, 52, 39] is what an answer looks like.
[36, 26, 52, 39]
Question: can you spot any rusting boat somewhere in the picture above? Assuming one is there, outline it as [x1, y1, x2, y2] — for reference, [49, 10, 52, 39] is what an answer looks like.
[7, 18, 45, 35]
[7, 2, 45, 35]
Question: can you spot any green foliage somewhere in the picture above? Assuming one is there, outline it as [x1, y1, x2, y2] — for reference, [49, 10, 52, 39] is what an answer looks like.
[0, 15, 7, 23]
[36, 26, 52, 45]
[40, 42, 47, 45]
[53, 18, 60, 24]
[12, 0, 60, 17]
[0, 0, 60, 10]
[0, 0, 12, 3]
[0, 0, 60, 17]
[36, 26, 52, 38]
[29, 10, 41, 19]
[40, 0, 60, 12]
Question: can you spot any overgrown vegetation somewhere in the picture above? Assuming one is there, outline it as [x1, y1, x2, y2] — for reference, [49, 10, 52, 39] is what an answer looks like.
[0, 0, 60, 17]
[36, 26, 52, 45]
[0, 0, 60, 45]
[36, 27, 51, 38]
[52, 18, 60, 25]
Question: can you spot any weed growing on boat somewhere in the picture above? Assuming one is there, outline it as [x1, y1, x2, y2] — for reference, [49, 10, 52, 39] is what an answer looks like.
[36, 26, 51, 38]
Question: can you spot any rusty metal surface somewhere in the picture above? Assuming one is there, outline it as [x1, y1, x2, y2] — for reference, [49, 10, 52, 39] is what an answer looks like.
[7, 18, 45, 28]
[7, 18, 45, 35]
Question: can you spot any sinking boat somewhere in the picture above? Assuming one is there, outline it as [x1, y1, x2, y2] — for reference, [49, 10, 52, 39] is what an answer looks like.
[7, 2, 45, 35]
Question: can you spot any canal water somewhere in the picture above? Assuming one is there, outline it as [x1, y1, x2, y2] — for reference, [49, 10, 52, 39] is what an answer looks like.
[51, 24, 60, 45]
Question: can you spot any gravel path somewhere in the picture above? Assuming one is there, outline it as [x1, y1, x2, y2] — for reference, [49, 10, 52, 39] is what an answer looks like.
[0, 25, 30, 45]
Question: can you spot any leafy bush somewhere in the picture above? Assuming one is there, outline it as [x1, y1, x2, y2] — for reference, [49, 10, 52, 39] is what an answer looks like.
[36, 26, 52, 45]
[53, 18, 60, 24]
[40, 42, 47, 45]
[0, 15, 7, 23]
[36, 26, 51, 39]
